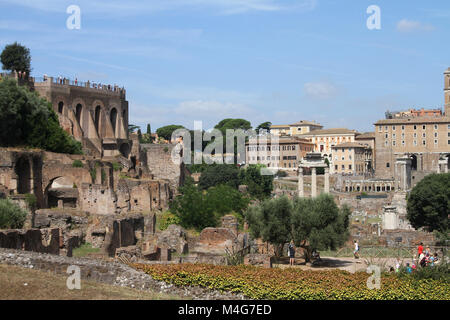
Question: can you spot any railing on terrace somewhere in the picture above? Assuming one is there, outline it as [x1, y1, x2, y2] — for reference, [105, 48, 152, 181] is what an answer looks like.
[1, 72, 126, 96]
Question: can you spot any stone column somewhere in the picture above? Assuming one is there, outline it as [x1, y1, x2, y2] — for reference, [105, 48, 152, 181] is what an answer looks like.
[324, 167, 330, 194]
[298, 167, 304, 197]
[311, 167, 317, 198]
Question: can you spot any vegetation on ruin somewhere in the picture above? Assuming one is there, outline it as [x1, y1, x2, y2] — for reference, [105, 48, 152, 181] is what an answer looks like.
[1, 42, 31, 74]
[72, 160, 83, 168]
[112, 162, 123, 171]
[0, 198, 28, 229]
[24, 193, 37, 210]
[406, 173, 449, 244]
[0, 78, 82, 154]
[72, 242, 101, 257]
[156, 211, 181, 231]
[246, 194, 350, 260]
[132, 263, 450, 300]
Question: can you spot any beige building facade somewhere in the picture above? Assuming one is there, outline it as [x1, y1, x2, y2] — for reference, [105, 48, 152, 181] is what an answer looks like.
[330, 142, 372, 175]
[245, 136, 314, 171]
[297, 128, 359, 158]
[374, 68, 450, 181]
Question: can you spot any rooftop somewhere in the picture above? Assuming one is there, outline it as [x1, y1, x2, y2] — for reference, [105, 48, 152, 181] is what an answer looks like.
[297, 128, 359, 136]
[355, 132, 375, 139]
[331, 142, 369, 149]
[375, 116, 450, 125]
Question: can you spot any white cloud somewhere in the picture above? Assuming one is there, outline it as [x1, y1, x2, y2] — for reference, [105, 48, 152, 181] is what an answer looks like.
[396, 19, 434, 33]
[303, 81, 339, 99]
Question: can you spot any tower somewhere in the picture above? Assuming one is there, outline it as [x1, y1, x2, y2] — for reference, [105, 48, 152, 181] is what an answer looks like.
[445, 68, 450, 116]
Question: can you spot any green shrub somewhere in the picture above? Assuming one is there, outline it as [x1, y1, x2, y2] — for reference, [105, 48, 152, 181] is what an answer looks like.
[0, 78, 83, 154]
[90, 168, 97, 182]
[101, 168, 106, 184]
[397, 263, 449, 283]
[72, 160, 83, 168]
[24, 193, 36, 210]
[112, 162, 123, 171]
[157, 211, 181, 231]
[0, 198, 28, 229]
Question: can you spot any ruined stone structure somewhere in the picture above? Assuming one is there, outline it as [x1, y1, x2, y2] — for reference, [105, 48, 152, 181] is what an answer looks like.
[32, 76, 130, 159]
[0, 149, 170, 214]
[298, 153, 329, 197]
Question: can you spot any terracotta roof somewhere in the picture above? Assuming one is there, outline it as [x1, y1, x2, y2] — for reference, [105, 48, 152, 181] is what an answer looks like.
[331, 142, 368, 149]
[374, 116, 450, 125]
[297, 128, 359, 136]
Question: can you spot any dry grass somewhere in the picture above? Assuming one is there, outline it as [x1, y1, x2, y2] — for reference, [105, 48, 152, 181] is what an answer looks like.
[0, 264, 185, 300]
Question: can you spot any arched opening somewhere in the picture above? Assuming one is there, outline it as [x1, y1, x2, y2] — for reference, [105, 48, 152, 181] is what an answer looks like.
[110, 108, 117, 135]
[45, 176, 78, 208]
[410, 154, 417, 171]
[94, 105, 101, 134]
[120, 143, 130, 158]
[58, 101, 64, 114]
[15, 157, 31, 194]
[75, 104, 83, 127]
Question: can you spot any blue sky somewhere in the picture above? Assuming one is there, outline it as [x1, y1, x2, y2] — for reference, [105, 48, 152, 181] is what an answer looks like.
[1, 0, 449, 132]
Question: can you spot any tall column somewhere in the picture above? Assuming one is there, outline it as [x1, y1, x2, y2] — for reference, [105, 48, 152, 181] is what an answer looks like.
[298, 167, 304, 197]
[311, 167, 317, 198]
[324, 167, 330, 194]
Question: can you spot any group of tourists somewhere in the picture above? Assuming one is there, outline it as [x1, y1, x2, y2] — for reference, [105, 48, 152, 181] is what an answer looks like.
[390, 242, 441, 273]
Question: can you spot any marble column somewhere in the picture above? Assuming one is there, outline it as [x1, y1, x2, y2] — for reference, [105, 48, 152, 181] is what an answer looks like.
[311, 167, 317, 198]
[298, 167, 304, 197]
[324, 167, 330, 194]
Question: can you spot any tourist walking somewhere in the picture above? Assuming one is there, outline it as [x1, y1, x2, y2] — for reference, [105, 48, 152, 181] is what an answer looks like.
[353, 240, 359, 259]
[288, 240, 295, 266]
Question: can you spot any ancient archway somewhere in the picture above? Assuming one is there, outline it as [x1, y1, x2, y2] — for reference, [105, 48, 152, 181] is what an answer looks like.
[410, 154, 417, 171]
[58, 101, 64, 114]
[110, 108, 117, 135]
[44, 176, 78, 208]
[75, 103, 83, 126]
[15, 157, 31, 194]
[94, 105, 101, 134]
[120, 143, 130, 158]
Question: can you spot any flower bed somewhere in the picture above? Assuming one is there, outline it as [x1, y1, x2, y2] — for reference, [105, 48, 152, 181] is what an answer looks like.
[132, 263, 449, 300]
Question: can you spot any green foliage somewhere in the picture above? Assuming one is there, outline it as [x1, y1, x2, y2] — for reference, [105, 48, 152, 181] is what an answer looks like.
[170, 184, 218, 231]
[1, 42, 31, 73]
[156, 125, 185, 141]
[0, 78, 82, 154]
[72, 160, 83, 168]
[276, 170, 288, 178]
[112, 162, 123, 171]
[214, 118, 252, 133]
[198, 164, 240, 190]
[406, 173, 449, 234]
[170, 183, 249, 232]
[397, 263, 449, 283]
[239, 165, 273, 200]
[256, 121, 272, 134]
[72, 242, 100, 257]
[246, 194, 350, 259]
[157, 211, 181, 231]
[128, 124, 140, 133]
[163, 146, 169, 153]
[90, 168, 97, 182]
[146, 123, 151, 135]
[101, 168, 106, 184]
[0, 198, 28, 229]
[24, 193, 36, 210]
